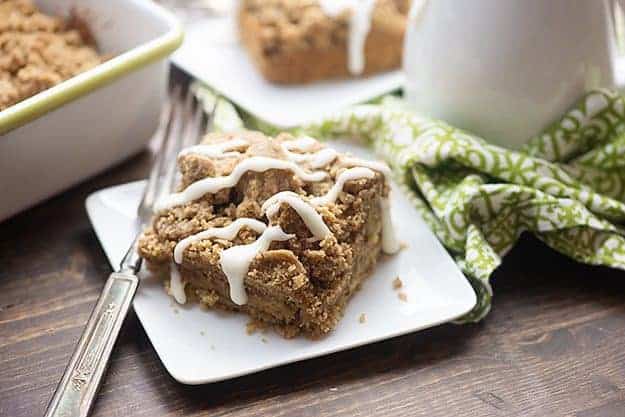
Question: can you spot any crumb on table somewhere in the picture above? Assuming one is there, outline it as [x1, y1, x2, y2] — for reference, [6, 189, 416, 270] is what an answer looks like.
[398, 292, 408, 302]
[358, 313, 366, 324]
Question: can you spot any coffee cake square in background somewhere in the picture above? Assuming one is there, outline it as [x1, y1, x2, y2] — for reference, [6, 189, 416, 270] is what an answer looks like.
[238, 0, 410, 84]
[138, 131, 400, 338]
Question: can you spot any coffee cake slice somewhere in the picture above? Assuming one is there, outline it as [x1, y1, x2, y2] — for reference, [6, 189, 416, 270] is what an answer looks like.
[138, 131, 399, 338]
[238, 0, 410, 84]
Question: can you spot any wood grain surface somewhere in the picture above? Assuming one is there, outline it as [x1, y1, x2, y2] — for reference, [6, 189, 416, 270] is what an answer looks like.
[1, 148, 625, 417]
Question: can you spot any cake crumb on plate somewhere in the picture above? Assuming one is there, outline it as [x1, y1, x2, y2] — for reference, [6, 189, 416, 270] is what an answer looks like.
[398, 292, 408, 302]
[392, 277, 403, 289]
[246, 321, 258, 335]
[358, 313, 366, 324]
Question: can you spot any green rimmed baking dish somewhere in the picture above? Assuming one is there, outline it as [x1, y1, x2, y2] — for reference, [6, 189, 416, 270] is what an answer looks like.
[0, 0, 184, 221]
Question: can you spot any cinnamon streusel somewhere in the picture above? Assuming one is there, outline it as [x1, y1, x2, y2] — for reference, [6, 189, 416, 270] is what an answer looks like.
[0, 0, 104, 111]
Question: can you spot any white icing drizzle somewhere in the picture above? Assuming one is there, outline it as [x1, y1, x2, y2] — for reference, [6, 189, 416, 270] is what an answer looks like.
[283, 146, 339, 168]
[170, 263, 187, 304]
[282, 136, 318, 152]
[340, 159, 399, 253]
[379, 198, 400, 254]
[155, 156, 328, 211]
[408, 0, 428, 23]
[308, 148, 340, 168]
[281, 137, 338, 167]
[310, 166, 400, 254]
[173, 218, 268, 264]
[178, 136, 340, 169]
[219, 226, 294, 305]
[262, 191, 332, 240]
[318, 0, 377, 74]
[178, 138, 249, 159]
[311, 167, 376, 206]
[342, 156, 392, 179]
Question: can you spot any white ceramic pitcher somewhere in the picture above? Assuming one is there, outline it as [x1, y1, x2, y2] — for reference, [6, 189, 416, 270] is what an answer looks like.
[403, 0, 625, 149]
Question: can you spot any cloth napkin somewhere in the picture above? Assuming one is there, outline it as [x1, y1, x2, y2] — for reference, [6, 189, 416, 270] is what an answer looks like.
[201, 86, 625, 322]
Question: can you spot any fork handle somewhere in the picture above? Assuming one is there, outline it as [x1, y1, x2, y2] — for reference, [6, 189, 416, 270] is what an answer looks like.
[43, 272, 139, 417]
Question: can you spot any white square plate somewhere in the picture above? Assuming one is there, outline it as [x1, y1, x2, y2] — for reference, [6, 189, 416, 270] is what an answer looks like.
[171, 18, 404, 128]
[85, 142, 476, 385]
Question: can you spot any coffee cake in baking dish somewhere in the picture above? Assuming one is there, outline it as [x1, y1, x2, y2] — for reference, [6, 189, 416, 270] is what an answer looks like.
[0, 0, 104, 111]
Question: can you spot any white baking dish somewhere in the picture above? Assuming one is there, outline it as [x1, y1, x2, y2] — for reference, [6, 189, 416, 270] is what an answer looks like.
[0, 0, 183, 222]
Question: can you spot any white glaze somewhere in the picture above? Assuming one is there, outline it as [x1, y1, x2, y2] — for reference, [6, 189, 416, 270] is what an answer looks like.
[262, 191, 332, 240]
[318, 0, 377, 74]
[179, 136, 340, 169]
[342, 156, 392, 179]
[155, 156, 328, 211]
[173, 218, 268, 263]
[379, 197, 400, 254]
[281, 137, 338, 167]
[219, 226, 294, 305]
[310, 166, 400, 254]
[408, 0, 428, 22]
[170, 263, 187, 304]
[178, 138, 249, 158]
[308, 148, 340, 168]
[310, 167, 375, 206]
[283, 147, 339, 168]
[282, 136, 318, 152]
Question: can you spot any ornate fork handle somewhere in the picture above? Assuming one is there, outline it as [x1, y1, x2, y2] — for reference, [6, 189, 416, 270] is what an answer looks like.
[43, 81, 213, 417]
[43, 272, 139, 417]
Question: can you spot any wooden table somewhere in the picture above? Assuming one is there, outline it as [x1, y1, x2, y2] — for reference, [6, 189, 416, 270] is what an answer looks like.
[1, 149, 625, 417]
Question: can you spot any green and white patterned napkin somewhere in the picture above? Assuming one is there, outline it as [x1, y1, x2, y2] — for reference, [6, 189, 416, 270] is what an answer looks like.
[202, 86, 625, 322]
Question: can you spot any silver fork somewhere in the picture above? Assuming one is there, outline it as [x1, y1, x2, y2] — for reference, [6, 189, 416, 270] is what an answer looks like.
[43, 81, 215, 417]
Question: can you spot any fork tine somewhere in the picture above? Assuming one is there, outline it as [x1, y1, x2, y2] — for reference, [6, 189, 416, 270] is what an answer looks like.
[182, 88, 206, 149]
[204, 95, 220, 134]
[159, 84, 196, 199]
[139, 81, 223, 223]
[186, 93, 211, 147]
[137, 84, 180, 222]
[191, 81, 221, 136]
[156, 84, 188, 205]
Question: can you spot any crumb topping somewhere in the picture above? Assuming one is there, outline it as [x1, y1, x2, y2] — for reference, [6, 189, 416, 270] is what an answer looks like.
[0, 0, 104, 110]
[240, 0, 408, 56]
